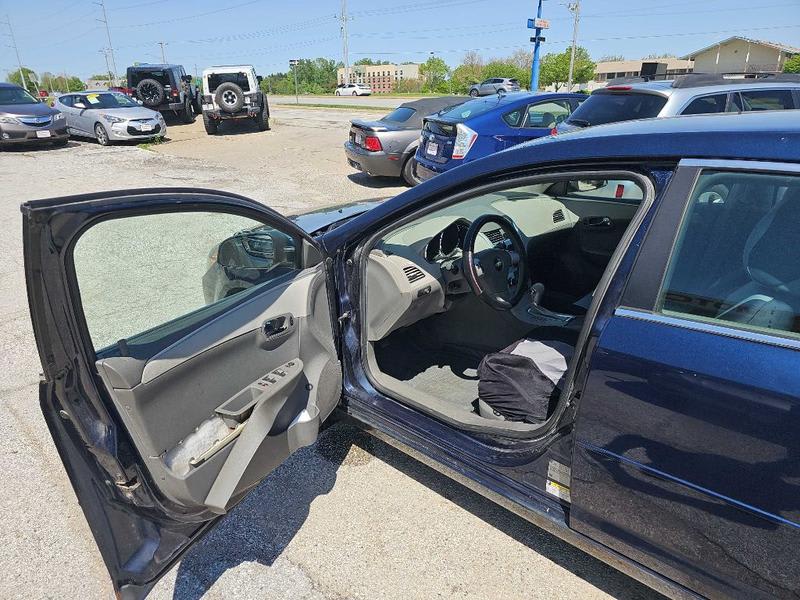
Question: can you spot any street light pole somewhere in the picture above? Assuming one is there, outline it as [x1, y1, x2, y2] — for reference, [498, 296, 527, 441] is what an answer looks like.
[158, 41, 168, 63]
[530, 0, 544, 91]
[290, 59, 299, 104]
[567, 0, 581, 91]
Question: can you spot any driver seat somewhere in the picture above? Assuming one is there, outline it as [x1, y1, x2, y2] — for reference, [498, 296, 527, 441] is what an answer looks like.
[477, 326, 578, 423]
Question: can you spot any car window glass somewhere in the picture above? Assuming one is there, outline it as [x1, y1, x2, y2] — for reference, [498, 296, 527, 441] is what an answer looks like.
[568, 92, 667, 126]
[208, 72, 250, 92]
[502, 108, 524, 127]
[59, 95, 74, 108]
[72, 211, 300, 354]
[382, 106, 416, 123]
[0, 86, 38, 105]
[740, 89, 795, 111]
[525, 100, 571, 128]
[658, 170, 800, 340]
[682, 94, 728, 115]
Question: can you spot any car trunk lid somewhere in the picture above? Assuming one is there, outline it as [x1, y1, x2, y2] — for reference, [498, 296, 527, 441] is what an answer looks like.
[420, 117, 457, 163]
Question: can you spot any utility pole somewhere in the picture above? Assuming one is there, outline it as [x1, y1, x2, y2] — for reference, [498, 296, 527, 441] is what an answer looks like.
[158, 41, 167, 63]
[289, 59, 299, 104]
[567, 0, 581, 91]
[2, 15, 28, 92]
[95, 0, 117, 83]
[339, 0, 350, 85]
[527, 0, 548, 91]
[99, 48, 112, 83]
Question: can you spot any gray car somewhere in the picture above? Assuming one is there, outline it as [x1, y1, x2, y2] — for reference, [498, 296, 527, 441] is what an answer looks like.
[54, 90, 166, 146]
[557, 72, 800, 133]
[344, 96, 466, 186]
[468, 77, 522, 97]
[0, 82, 68, 148]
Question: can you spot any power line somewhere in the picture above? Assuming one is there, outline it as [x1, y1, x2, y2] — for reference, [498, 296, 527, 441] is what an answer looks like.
[95, 0, 117, 82]
[567, 0, 581, 90]
[1, 15, 28, 90]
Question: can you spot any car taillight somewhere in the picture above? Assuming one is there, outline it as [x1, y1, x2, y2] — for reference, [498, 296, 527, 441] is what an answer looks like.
[364, 136, 382, 152]
[452, 123, 478, 160]
[172, 90, 179, 97]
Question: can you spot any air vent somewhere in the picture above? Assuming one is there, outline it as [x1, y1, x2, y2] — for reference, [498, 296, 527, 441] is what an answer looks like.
[403, 265, 425, 283]
[484, 228, 505, 246]
[553, 209, 565, 223]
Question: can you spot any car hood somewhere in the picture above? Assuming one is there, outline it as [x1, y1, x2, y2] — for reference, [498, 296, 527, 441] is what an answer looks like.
[88, 107, 159, 120]
[289, 199, 385, 235]
[0, 101, 57, 117]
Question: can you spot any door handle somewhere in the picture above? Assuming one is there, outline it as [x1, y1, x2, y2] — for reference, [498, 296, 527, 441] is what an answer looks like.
[584, 216, 613, 228]
[262, 315, 293, 337]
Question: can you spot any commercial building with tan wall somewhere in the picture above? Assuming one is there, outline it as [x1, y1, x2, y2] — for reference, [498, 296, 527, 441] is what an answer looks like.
[681, 37, 799, 74]
[337, 63, 421, 93]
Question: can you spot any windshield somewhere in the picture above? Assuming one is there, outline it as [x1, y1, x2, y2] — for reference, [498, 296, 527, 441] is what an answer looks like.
[0, 86, 39, 105]
[381, 106, 416, 123]
[437, 96, 508, 121]
[83, 92, 139, 109]
[567, 91, 667, 127]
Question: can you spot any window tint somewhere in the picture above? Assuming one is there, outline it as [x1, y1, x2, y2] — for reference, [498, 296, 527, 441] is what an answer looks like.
[438, 97, 509, 121]
[682, 94, 728, 115]
[502, 108, 524, 127]
[73, 211, 299, 353]
[740, 89, 795, 111]
[381, 106, 416, 123]
[59, 95, 74, 108]
[525, 100, 571, 128]
[659, 170, 800, 339]
[567, 92, 667, 126]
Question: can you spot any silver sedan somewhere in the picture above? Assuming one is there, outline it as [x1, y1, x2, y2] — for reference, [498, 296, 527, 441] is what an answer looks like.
[53, 90, 166, 145]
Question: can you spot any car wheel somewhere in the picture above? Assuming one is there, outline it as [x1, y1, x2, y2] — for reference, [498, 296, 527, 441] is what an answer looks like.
[135, 78, 165, 108]
[255, 103, 270, 131]
[335, 90, 340, 96]
[402, 155, 421, 187]
[352, 90, 358, 96]
[202, 112, 218, 135]
[469, 89, 479, 97]
[214, 82, 245, 113]
[94, 123, 111, 146]
[181, 98, 195, 124]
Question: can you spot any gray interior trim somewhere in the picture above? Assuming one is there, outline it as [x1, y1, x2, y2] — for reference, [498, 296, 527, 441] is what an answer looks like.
[615, 307, 800, 352]
[360, 169, 655, 439]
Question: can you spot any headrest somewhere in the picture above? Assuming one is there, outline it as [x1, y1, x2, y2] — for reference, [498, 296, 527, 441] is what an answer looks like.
[745, 186, 800, 290]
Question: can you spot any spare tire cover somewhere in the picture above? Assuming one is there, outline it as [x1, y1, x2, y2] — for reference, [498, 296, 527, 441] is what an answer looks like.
[215, 82, 245, 113]
[136, 78, 165, 107]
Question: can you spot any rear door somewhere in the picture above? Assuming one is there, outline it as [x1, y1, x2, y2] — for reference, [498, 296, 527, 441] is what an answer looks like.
[22, 189, 342, 598]
[570, 160, 800, 599]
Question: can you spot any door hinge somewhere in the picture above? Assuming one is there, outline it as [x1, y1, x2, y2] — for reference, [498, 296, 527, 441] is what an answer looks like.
[337, 311, 351, 326]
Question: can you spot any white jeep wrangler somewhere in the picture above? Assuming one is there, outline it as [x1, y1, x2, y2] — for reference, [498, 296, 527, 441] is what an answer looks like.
[201, 65, 270, 135]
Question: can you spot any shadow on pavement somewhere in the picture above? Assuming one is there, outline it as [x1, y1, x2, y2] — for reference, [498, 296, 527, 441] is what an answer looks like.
[347, 172, 407, 189]
[172, 421, 662, 600]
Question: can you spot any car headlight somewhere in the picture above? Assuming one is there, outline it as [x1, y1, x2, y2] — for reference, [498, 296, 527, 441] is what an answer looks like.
[52, 112, 65, 121]
[102, 114, 125, 124]
[0, 116, 20, 125]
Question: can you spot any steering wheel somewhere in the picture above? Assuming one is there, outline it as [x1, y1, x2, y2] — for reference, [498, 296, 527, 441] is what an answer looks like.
[462, 214, 529, 310]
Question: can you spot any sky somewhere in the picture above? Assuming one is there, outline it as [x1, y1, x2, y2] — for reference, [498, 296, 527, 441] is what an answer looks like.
[0, 0, 798, 80]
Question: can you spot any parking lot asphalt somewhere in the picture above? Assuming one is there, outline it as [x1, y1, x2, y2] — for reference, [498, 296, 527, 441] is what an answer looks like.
[0, 105, 661, 600]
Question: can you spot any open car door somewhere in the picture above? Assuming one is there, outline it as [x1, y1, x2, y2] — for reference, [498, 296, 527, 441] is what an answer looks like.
[22, 189, 343, 599]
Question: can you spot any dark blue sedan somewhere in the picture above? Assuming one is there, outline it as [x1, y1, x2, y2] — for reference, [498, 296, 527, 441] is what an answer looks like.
[414, 91, 585, 181]
[21, 110, 800, 599]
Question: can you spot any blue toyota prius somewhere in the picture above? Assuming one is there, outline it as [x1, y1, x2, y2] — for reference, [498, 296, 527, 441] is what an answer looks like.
[414, 91, 586, 182]
[22, 109, 800, 599]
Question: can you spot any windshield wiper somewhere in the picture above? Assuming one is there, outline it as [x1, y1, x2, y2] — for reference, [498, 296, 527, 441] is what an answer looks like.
[567, 118, 590, 128]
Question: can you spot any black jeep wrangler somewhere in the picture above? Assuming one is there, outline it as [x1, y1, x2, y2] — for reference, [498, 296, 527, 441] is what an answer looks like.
[127, 64, 199, 124]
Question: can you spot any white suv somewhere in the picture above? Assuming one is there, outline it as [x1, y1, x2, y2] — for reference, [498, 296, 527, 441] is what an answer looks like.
[201, 65, 269, 135]
[335, 83, 372, 96]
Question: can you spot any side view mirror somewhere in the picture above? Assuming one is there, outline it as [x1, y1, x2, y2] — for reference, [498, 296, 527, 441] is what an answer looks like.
[182, 75, 193, 83]
[257, 75, 263, 84]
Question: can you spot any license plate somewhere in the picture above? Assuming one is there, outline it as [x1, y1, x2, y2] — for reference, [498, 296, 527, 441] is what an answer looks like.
[140, 124, 153, 132]
[36, 130, 51, 138]
[426, 141, 439, 156]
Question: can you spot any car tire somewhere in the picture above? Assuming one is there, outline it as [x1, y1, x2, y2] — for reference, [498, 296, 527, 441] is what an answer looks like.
[335, 90, 340, 96]
[136, 78, 165, 107]
[203, 113, 218, 135]
[469, 89, 479, 97]
[214, 82, 245, 113]
[255, 102, 270, 131]
[402, 155, 421, 187]
[181, 97, 195, 124]
[94, 123, 111, 146]
[352, 90, 358, 96]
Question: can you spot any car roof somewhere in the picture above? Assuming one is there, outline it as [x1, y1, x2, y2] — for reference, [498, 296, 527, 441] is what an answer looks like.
[597, 78, 800, 99]
[0, 82, 22, 89]
[129, 64, 179, 70]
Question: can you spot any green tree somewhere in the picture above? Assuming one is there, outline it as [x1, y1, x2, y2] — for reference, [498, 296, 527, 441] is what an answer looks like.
[539, 47, 595, 91]
[450, 51, 484, 93]
[261, 57, 340, 96]
[420, 56, 450, 93]
[784, 55, 800, 73]
[7, 67, 38, 94]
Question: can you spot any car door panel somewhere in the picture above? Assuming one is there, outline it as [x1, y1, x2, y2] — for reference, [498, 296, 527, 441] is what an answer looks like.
[22, 189, 341, 597]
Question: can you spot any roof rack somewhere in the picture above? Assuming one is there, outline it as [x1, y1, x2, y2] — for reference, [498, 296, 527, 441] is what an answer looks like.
[670, 72, 800, 88]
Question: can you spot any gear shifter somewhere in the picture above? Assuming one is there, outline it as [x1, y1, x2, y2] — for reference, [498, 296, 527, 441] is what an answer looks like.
[527, 282, 574, 325]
